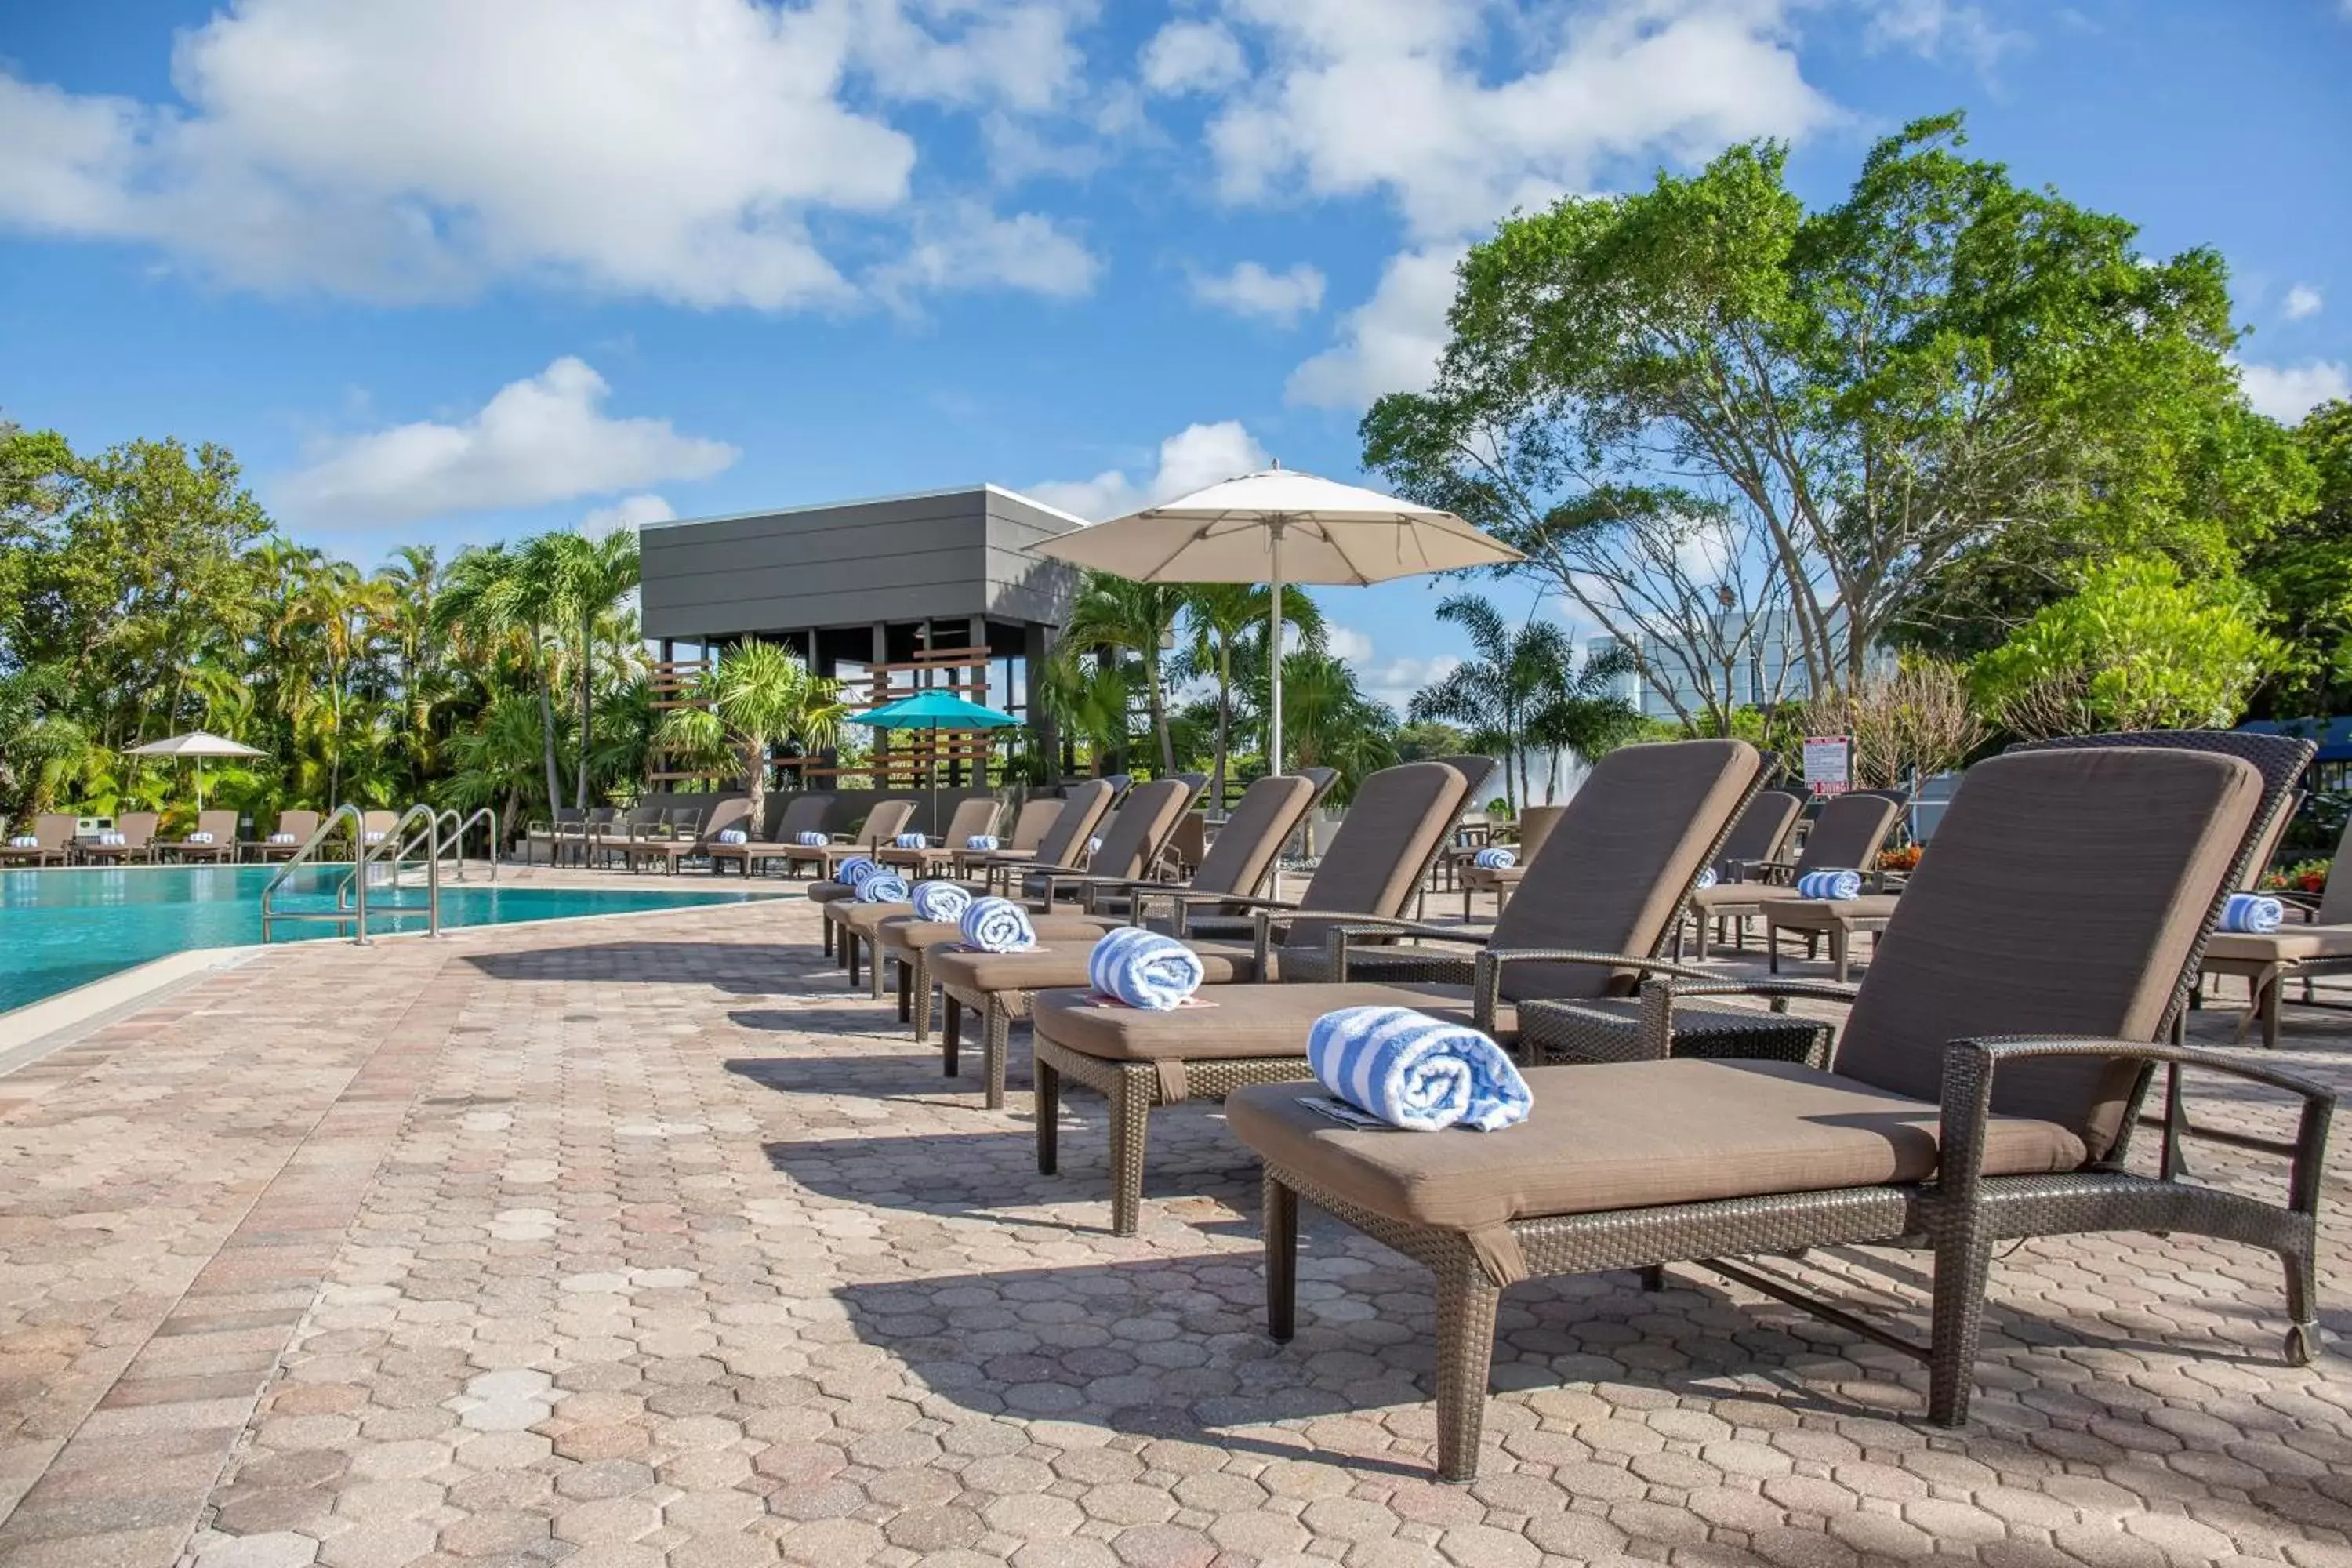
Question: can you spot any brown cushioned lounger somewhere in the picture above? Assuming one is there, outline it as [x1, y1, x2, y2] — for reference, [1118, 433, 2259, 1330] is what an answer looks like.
[169, 808, 242, 863]
[949, 797, 1061, 879]
[0, 813, 78, 866]
[77, 811, 160, 864]
[801, 800, 920, 927]
[854, 776, 1117, 977]
[1027, 741, 1758, 1236]
[1228, 742, 2329, 1480]
[709, 794, 833, 877]
[1671, 788, 1803, 956]
[1684, 789, 1901, 950]
[875, 797, 1006, 879]
[244, 809, 321, 862]
[626, 797, 752, 873]
[2202, 806, 2352, 1047]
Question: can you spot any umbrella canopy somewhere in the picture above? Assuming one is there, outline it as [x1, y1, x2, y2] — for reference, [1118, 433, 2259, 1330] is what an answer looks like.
[1030, 466, 1522, 773]
[124, 731, 266, 810]
[850, 691, 1022, 730]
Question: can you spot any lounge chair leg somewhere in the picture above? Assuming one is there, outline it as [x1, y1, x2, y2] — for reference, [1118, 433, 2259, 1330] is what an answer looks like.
[897, 960, 912, 1022]
[869, 938, 887, 1001]
[1107, 1072, 1150, 1236]
[913, 953, 934, 1043]
[821, 917, 833, 959]
[1264, 1173, 1297, 1341]
[845, 929, 860, 988]
[1927, 1210, 1993, 1428]
[942, 998, 961, 1076]
[984, 999, 1011, 1112]
[1036, 1058, 1060, 1174]
[1638, 1265, 1667, 1292]
[2281, 1240, 2321, 1366]
[1432, 1255, 1501, 1483]
[1831, 928, 1849, 985]
[1768, 931, 1780, 975]
[2264, 975, 2283, 1050]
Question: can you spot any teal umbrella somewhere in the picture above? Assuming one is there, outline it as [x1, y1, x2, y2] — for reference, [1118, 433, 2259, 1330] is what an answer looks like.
[849, 690, 1022, 829]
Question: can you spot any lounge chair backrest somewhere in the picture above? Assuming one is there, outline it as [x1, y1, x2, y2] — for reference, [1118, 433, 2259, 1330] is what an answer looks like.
[2320, 811, 2352, 926]
[667, 807, 704, 834]
[858, 799, 916, 848]
[1486, 740, 1762, 1004]
[1715, 789, 1803, 876]
[1298, 766, 1341, 808]
[587, 806, 619, 828]
[1079, 776, 1200, 880]
[2236, 791, 2299, 892]
[942, 797, 1004, 845]
[698, 797, 753, 841]
[1833, 746, 2261, 1160]
[1290, 762, 1471, 947]
[362, 809, 398, 835]
[198, 808, 238, 841]
[1792, 791, 1901, 876]
[277, 809, 320, 841]
[33, 813, 75, 847]
[1434, 756, 1502, 813]
[1190, 774, 1319, 896]
[1030, 779, 1115, 867]
[771, 794, 833, 840]
[627, 801, 665, 826]
[1006, 797, 1062, 851]
[114, 811, 159, 846]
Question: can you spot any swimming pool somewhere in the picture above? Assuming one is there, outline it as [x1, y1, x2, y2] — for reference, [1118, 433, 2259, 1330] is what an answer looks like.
[0, 864, 777, 1012]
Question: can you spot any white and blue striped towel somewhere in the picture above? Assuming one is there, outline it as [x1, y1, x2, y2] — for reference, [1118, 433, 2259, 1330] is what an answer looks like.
[717, 829, 748, 844]
[268, 832, 297, 844]
[855, 872, 910, 904]
[99, 831, 125, 845]
[1795, 869, 1862, 901]
[2220, 893, 2285, 934]
[895, 832, 927, 849]
[797, 830, 826, 846]
[1086, 836, 1103, 857]
[910, 880, 972, 922]
[186, 831, 215, 844]
[1306, 1006, 1532, 1132]
[1086, 926, 1205, 1011]
[960, 896, 1036, 953]
[362, 830, 386, 844]
[9, 836, 37, 848]
[1694, 867, 1719, 889]
[1472, 847, 1515, 869]
[835, 856, 879, 887]
[965, 834, 999, 851]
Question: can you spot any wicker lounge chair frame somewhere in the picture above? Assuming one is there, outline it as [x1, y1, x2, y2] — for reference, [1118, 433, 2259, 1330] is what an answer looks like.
[0, 813, 78, 866]
[1244, 736, 2325, 1481]
[78, 811, 162, 865]
[624, 798, 753, 873]
[874, 798, 1007, 880]
[243, 809, 321, 862]
[167, 808, 243, 863]
[708, 794, 835, 877]
[2198, 807, 2352, 1048]
[798, 800, 920, 918]
[1682, 790, 1902, 957]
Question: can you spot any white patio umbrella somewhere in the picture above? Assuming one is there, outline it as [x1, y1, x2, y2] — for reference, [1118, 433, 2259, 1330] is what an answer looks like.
[124, 730, 266, 809]
[1030, 466, 1523, 775]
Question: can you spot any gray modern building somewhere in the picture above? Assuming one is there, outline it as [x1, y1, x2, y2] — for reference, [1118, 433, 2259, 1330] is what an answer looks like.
[638, 484, 1088, 786]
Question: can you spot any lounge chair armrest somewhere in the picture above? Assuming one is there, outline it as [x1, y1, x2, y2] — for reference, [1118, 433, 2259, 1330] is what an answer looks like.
[1624, 974, 1860, 1062]
[1288, 911, 1490, 943]
[1936, 1036, 2336, 1207]
[1468, 949, 1725, 1039]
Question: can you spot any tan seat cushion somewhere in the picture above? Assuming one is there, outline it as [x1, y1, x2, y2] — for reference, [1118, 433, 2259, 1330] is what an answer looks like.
[808, 882, 854, 903]
[830, 898, 915, 932]
[1225, 1058, 2087, 1234]
[930, 938, 1266, 997]
[1690, 882, 1803, 912]
[2205, 925, 2352, 964]
[1032, 979, 1501, 1063]
[878, 913, 1115, 953]
[1767, 895, 1900, 927]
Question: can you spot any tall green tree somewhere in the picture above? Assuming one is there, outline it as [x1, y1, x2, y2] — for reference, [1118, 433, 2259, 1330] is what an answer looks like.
[532, 528, 641, 812]
[2243, 399, 2352, 717]
[1062, 575, 1186, 775]
[438, 543, 564, 814]
[1407, 595, 1628, 811]
[1363, 113, 2310, 695]
[1175, 582, 1324, 806]
[657, 641, 844, 826]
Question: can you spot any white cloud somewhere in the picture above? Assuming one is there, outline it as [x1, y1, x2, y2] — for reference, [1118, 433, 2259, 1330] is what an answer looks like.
[1191, 260, 1326, 325]
[583, 494, 678, 538]
[1029, 420, 1270, 521]
[2239, 360, 2350, 423]
[1325, 622, 1460, 713]
[1862, 0, 2023, 71]
[1200, 0, 1838, 240]
[1326, 625, 1376, 663]
[869, 202, 1101, 309]
[0, 0, 1100, 310]
[1287, 245, 1464, 408]
[1141, 20, 1250, 94]
[278, 358, 738, 528]
[2285, 284, 2325, 321]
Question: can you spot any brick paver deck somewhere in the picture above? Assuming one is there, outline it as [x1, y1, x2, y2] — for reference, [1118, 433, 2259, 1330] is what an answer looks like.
[0, 895, 2347, 1567]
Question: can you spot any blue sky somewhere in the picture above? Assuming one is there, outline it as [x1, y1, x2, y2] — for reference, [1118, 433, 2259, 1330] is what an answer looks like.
[3, 0, 2347, 710]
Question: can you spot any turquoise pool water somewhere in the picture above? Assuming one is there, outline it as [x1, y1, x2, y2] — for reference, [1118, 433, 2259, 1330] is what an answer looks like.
[0, 864, 773, 1012]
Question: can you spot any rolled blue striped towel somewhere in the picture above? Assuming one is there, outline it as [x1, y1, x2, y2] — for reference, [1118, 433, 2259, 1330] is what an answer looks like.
[895, 832, 927, 849]
[1086, 836, 1103, 857]
[835, 856, 879, 887]
[797, 830, 826, 846]
[100, 832, 125, 845]
[268, 832, 297, 844]
[2221, 892, 2285, 934]
[1306, 1006, 1533, 1132]
[716, 829, 748, 844]
[9, 835, 38, 848]
[362, 829, 387, 844]
[1694, 867, 1719, 889]
[965, 834, 999, 851]
[855, 872, 910, 904]
[910, 880, 972, 922]
[1795, 869, 1862, 901]
[1472, 847, 1515, 869]
[959, 896, 1036, 953]
[186, 831, 215, 844]
[1086, 926, 1206, 1011]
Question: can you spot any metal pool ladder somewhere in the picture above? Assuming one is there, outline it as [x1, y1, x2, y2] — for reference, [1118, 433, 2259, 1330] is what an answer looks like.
[260, 803, 447, 944]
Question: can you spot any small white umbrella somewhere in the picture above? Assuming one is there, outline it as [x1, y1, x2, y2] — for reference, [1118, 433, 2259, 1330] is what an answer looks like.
[1031, 466, 1523, 774]
[124, 731, 266, 810]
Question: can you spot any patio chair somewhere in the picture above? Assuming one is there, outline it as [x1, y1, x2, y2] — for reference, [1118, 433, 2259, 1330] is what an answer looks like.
[78, 811, 161, 865]
[855, 775, 1116, 994]
[1668, 788, 1804, 958]
[1684, 789, 1902, 958]
[796, 799, 920, 895]
[168, 809, 242, 862]
[626, 797, 753, 873]
[876, 797, 1006, 880]
[244, 809, 321, 862]
[920, 773, 1318, 1105]
[709, 794, 835, 878]
[1227, 743, 2323, 1480]
[1028, 742, 1755, 1236]
[949, 797, 1062, 880]
[524, 805, 585, 866]
[0, 814, 78, 866]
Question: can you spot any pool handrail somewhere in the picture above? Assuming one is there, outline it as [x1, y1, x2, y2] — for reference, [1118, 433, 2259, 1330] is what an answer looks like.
[260, 803, 370, 943]
[260, 801, 442, 944]
[432, 807, 499, 881]
[368, 804, 443, 938]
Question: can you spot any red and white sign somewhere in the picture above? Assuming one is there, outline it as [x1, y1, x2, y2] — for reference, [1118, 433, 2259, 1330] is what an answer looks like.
[1802, 736, 1853, 797]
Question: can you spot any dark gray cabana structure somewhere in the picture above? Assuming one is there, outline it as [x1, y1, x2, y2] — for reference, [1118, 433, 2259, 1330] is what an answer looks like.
[639, 485, 1085, 800]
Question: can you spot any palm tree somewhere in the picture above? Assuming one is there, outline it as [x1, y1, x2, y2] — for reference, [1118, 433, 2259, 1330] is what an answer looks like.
[656, 641, 845, 826]
[440, 691, 556, 846]
[1408, 593, 1586, 812]
[1062, 574, 1185, 775]
[1177, 583, 1324, 809]
[439, 543, 564, 814]
[1524, 644, 1641, 800]
[1244, 649, 1396, 854]
[1035, 650, 1134, 775]
[532, 528, 641, 812]
[0, 666, 89, 818]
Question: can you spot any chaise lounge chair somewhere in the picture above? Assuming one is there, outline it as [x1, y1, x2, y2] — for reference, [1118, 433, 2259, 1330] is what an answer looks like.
[794, 799, 920, 893]
[625, 798, 753, 873]
[950, 797, 1062, 880]
[0, 814, 77, 867]
[168, 809, 242, 863]
[1227, 741, 2326, 1479]
[1027, 741, 1757, 1235]
[2201, 803, 2352, 1048]
[708, 794, 835, 878]
[78, 811, 161, 865]
[1685, 789, 1902, 964]
[244, 809, 321, 862]
[1667, 787, 1803, 956]
[875, 797, 1007, 880]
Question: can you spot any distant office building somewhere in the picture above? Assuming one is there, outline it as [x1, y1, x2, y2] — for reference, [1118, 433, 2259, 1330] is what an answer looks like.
[1587, 610, 1883, 723]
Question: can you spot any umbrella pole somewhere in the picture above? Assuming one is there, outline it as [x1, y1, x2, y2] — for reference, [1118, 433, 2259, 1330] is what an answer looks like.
[1267, 524, 1285, 898]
